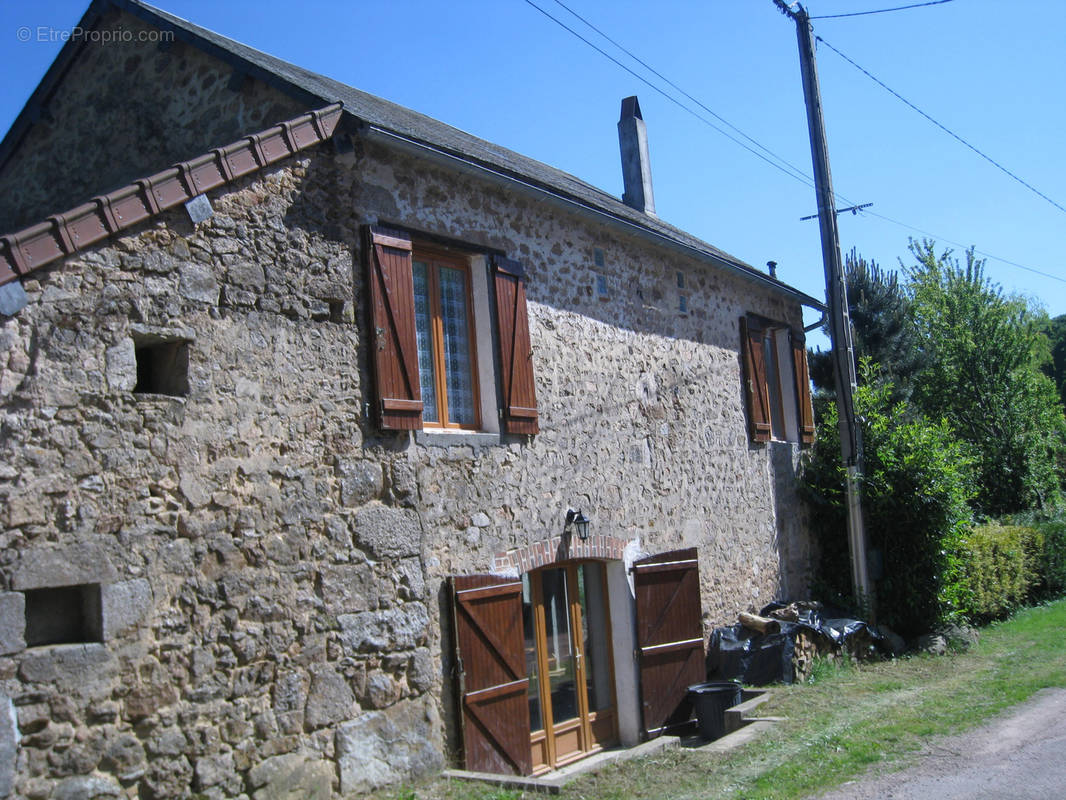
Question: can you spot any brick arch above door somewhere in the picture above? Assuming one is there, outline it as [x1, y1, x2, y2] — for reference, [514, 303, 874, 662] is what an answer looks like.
[492, 535, 630, 575]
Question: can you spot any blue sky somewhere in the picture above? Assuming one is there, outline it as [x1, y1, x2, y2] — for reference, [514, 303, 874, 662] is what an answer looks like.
[3, 1, 1064, 346]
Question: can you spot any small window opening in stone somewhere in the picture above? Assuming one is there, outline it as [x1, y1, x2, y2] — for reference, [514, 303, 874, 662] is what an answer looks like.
[593, 248, 605, 268]
[134, 339, 189, 396]
[24, 584, 103, 647]
[677, 271, 685, 289]
[679, 294, 688, 314]
[595, 273, 609, 300]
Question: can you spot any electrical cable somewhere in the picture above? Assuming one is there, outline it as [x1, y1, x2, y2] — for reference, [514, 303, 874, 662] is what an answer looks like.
[522, 0, 818, 189]
[856, 207, 1066, 285]
[549, 0, 815, 186]
[810, 0, 955, 20]
[815, 34, 1066, 216]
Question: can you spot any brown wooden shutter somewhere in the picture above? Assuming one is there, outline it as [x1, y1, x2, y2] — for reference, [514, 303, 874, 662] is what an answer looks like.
[633, 548, 704, 738]
[452, 575, 533, 776]
[365, 225, 422, 429]
[791, 329, 816, 446]
[740, 316, 771, 443]
[493, 257, 539, 435]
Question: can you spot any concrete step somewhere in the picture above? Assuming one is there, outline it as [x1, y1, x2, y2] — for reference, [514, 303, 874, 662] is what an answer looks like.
[725, 688, 773, 733]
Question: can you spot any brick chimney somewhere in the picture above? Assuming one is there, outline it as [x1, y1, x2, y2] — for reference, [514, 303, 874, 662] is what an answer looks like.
[618, 96, 656, 216]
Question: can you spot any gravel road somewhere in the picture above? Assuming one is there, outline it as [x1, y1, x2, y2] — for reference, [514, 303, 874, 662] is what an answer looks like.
[809, 687, 1066, 799]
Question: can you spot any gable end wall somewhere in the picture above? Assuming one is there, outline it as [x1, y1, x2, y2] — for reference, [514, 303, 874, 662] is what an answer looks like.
[0, 8, 305, 231]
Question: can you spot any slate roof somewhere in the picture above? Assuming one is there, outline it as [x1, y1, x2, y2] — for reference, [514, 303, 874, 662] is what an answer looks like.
[1, 0, 823, 309]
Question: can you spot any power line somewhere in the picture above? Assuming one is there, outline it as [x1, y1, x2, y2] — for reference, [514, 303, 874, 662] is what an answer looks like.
[548, 0, 815, 187]
[856, 207, 1066, 285]
[815, 34, 1066, 216]
[522, 0, 818, 189]
[810, 0, 955, 20]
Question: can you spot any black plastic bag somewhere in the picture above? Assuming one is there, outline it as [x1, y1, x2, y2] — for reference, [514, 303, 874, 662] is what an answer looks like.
[708, 623, 798, 685]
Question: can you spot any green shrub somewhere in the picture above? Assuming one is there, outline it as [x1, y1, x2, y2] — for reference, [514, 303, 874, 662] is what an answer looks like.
[1001, 510, 1066, 600]
[1036, 517, 1066, 597]
[800, 362, 975, 637]
[946, 523, 1042, 623]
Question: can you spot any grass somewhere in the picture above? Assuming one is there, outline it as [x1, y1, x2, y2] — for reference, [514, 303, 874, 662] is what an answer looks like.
[372, 599, 1066, 800]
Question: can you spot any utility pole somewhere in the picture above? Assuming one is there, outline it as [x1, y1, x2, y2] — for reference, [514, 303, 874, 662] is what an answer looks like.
[774, 0, 873, 615]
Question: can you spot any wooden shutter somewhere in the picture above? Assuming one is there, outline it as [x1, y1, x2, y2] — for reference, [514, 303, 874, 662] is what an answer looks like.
[365, 225, 422, 429]
[493, 257, 539, 435]
[633, 548, 704, 738]
[791, 330, 816, 446]
[452, 575, 533, 776]
[740, 316, 771, 443]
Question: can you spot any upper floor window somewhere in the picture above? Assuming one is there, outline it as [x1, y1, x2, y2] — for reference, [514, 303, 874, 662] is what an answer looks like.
[365, 225, 539, 436]
[412, 249, 479, 429]
[740, 315, 814, 446]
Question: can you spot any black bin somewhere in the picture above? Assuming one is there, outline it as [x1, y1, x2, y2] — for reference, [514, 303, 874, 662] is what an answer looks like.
[688, 680, 743, 740]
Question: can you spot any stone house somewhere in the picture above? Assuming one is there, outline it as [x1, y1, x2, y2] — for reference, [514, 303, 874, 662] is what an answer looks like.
[0, 1, 821, 797]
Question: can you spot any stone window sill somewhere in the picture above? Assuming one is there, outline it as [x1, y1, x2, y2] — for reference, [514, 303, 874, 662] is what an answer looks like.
[414, 430, 500, 449]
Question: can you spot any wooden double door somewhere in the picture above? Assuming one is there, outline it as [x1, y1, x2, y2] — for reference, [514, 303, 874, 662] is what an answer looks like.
[523, 561, 618, 772]
[452, 549, 701, 776]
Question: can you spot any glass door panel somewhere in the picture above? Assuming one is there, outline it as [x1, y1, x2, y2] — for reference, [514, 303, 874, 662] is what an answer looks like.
[521, 574, 543, 732]
[541, 568, 579, 725]
[579, 563, 613, 713]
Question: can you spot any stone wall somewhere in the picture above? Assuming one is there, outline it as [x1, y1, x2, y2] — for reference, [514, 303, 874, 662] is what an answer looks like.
[0, 156, 438, 798]
[0, 139, 812, 796]
[0, 101, 812, 800]
[340, 139, 810, 625]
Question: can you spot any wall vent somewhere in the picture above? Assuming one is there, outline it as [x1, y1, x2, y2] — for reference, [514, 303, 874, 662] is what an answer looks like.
[24, 584, 103, 646]
[596, 273, 609, 300]
[134, 339, 189, 396]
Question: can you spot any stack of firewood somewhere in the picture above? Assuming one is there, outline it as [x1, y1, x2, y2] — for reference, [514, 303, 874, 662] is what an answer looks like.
[790, 628, 832, 681]
[766, 602, 830, 681]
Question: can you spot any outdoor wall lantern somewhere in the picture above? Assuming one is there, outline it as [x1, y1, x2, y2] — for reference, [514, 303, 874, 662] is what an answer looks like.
[564, 509, 590, 541]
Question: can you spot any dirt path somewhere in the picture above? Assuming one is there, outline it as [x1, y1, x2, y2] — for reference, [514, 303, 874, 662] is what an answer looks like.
[809, 687, 1066, 799]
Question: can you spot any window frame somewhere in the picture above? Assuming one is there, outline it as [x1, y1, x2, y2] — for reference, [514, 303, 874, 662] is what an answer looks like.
[741, 314, 814, 446]
[763, 326, 797, 442]
[412, 244, 482, 431]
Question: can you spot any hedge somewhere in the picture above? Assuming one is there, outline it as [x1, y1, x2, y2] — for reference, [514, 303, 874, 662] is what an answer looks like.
[945, 517, 1066, 624]
[944, 524, 1039, 623]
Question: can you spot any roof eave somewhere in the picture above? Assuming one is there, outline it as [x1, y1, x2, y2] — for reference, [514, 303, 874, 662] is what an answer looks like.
[108, 1, 825, 311]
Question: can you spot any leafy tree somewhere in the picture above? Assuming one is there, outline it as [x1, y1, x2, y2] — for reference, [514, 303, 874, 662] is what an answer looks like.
[800, 361, 974, 636]
[809, 249, 923, 404]
[905, 239, 1065, 515]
